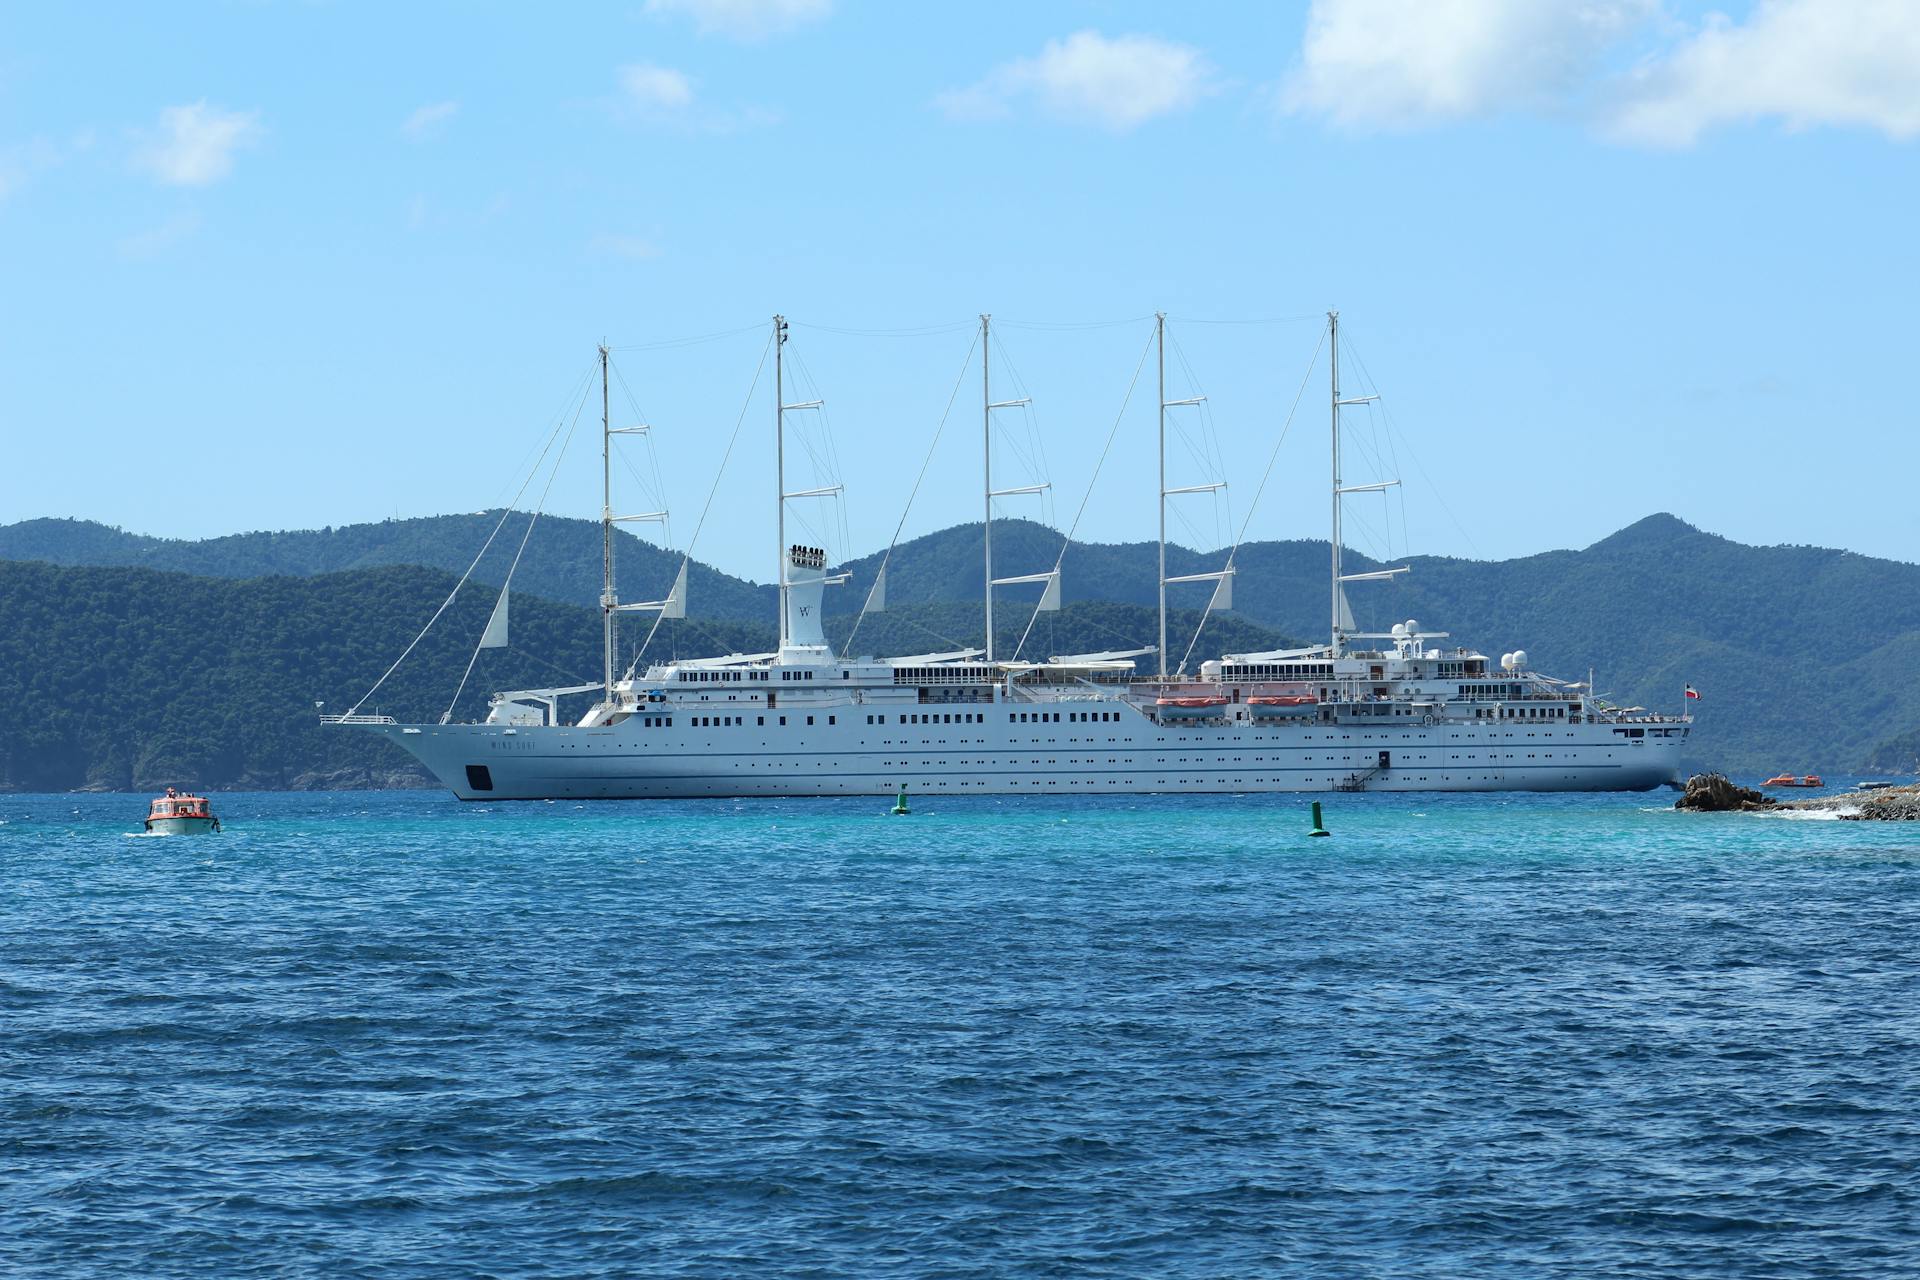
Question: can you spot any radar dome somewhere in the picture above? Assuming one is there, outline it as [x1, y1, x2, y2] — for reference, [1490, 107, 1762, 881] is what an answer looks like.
[1405, 619, 1421, 635]
[1390, 622, 1407, 638]
[1500, 652, 1515, 670]
[1511, 649, 1529, 670]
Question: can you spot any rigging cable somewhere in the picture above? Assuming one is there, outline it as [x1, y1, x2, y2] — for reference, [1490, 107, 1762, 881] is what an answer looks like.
[342, 367, 594, 718]
[440, 381, 591, 722]
[790, 319, 975, 338]
[1011, 321, 1158, 662]
[842, 329, 981, 654]
[624, 331, 775, 677]
[608, 322, 765, 352]
[1174, 327, 1326, 678]
[1344, 332, 1483, 560]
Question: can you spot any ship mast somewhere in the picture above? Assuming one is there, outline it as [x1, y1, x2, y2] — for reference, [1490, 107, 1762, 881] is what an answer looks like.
[1328, 309, 1399, 657]
[979, 313, 1039, 664]
[982, 313, 993, 663]
[1157, 313, 1167, 678]
[599, 342, 615, 695]
[775, 314, 788, 650]
[1156, 315, 1218, 678]
[1329, 311, 1341, 657]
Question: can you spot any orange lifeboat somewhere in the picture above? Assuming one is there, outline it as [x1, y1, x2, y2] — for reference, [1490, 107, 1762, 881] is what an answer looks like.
[144, 790, 221, 834]
[1247, 694, 1318, 719]
[1156, 695, 1229, 720]
[1760, 774, 1824, 788]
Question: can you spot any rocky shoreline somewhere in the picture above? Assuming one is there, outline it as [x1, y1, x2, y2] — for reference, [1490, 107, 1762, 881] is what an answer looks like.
[1675, 773, 1920, 820]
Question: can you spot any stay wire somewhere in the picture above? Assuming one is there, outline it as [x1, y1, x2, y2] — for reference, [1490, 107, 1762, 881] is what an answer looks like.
[844, 329, 981, 654]
[442, 384, 589, 722]
[610, 360, 674, 546]
[609, 322, 764, 352]
[1176, 327, 1326, 677]
[1343, 331, 1483, 559]
[626, 331, 775, 677]
[790, 319, 975, 338]
[344, 370, 592, 717]
[1012, 321, 1157, 662]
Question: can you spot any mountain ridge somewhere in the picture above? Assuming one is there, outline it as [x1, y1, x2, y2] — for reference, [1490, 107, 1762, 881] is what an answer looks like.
[7, 510, 1920, 779]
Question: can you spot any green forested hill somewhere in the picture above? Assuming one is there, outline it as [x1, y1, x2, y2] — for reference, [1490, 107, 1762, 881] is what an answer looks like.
[0, 560, 1295, 792]
[8, 510, 1920, 779]
[0, 515, 773, 621]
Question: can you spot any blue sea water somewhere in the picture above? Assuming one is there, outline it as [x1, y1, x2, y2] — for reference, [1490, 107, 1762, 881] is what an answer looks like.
[2, 789, 1917, 1278]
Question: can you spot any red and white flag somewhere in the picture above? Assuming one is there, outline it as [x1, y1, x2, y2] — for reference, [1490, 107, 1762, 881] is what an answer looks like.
[1685, 685, 1701, 700]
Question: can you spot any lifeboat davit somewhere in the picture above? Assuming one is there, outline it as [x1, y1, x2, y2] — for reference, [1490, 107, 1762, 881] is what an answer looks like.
[1156, 695, 1229, 720]
[144, 790, 221, 834]
[1247, 694, 1318, 719]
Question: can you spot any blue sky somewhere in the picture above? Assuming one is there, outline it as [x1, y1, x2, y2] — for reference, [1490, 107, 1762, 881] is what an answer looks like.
[3, 0, 1917, 582]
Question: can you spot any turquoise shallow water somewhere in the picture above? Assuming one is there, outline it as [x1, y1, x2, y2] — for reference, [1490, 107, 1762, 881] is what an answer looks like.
[3, 789, 1917, 1277]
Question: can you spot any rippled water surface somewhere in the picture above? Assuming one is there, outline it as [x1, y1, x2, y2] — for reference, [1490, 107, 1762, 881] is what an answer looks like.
[3, 790, 1917, 1277]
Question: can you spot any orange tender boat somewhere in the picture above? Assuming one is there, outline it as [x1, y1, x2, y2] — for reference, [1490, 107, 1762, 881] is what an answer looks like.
[1760, 774, 1824, 788]
[144, 789, 222, 834]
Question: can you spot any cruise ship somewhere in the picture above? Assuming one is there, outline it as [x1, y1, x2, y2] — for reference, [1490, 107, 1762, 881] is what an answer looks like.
[334, 313, 1690, 798]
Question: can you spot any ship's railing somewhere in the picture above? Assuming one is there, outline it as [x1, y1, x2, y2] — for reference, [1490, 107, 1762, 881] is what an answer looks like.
[319, 714, 398, 725]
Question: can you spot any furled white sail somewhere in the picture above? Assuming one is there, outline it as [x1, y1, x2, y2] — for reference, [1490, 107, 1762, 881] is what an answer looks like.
[864, 563, 886, 614]
[1335, 584, 1356, 633]
[1037, 570, 1061, 612]
[662, 564, 687, 620]
[1209, 569, 1234, 612]
[480, 587, 510, 649]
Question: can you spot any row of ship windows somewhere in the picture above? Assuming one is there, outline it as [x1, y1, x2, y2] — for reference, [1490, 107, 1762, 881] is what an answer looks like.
[632, 719, 1590, 740]
[645, 714, 838, 728]
[869, 754, 1579, 766]
[670, 670, 831, 683]
[860, 711, 1125, 726]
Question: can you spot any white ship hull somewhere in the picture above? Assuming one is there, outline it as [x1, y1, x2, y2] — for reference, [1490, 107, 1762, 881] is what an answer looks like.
[365, 714, 1684, 800]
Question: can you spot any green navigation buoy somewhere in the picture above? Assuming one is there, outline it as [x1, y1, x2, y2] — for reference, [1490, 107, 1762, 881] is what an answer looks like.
[1308, 800, 1330, 837]
[891, 785, 911, 816]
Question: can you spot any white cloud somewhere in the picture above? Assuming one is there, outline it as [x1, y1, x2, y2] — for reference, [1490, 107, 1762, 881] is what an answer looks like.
[401, 100, 460, 141]
[643, 0, 830, 41]
[1280, 0, 1920, 147]
[133, 101, 263, 186]
[1607, 0, 1920, 146]
[937, 30, 1215, 131]
[116, 211, 202, 259]
[619, 63, 696, 114]
[1282, 0, 1655, 128]
[611, 64, 778, 131]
